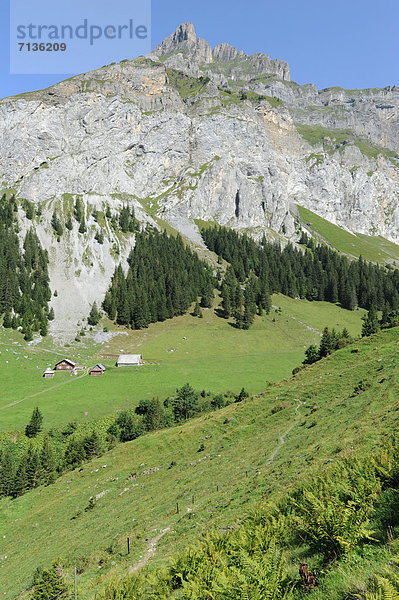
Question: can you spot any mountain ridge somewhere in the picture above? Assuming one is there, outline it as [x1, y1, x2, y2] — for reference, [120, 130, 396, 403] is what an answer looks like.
[1, 22, 399, 334]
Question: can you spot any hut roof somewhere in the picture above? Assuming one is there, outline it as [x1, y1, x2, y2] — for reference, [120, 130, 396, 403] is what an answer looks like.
[90, 364, 106, 372]
[55, 358, 76, 367]
[43, 368, 55, 375]
[117, 354, 142, 365]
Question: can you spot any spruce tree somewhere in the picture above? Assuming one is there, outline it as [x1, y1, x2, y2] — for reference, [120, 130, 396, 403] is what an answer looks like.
[51, 211, 63, 238]
[3, 312, 12, 328]
[40, 319, 48, 337]
[24, 323, 33, 342]
[172, 383, 200, 422]
[32, 561, 68, 600]
[220, 282, 231, 318]
[234, 286, 244, 329]
[25, 407, 43, 438]
[362, 307, 380, 337]
[0, 449, 15, 497]
[200, 283, 213, 309]
[88, 302, 100, 326]
[303, 344, 320, 365]
[192, 301, 202, 318]
[235, 387, 249, 402]
[319, 327, 334, 358]
[95, 230, 104, 244]
[40, 437, 55, 485]
[78, 217, 87, 234]
[12, 454, 28, 497]
[74, 198, 84, 223]
[83, 431, 102, 458]
[26, 450, 41, 489]
[65, 215, 73, 231]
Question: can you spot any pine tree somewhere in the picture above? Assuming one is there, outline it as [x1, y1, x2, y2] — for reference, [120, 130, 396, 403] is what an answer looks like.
[48, 307, 55, 321]
[0, 449, 16, 497]
[119, 206, 131, 233]
[235, 387, 249, 402]
[74, 198, 84, 223]
[63, 439, 85, 468]
[362, 307, 380, 337]
[200, 283, 213, 309]
[25, 201, 35, 221]
[88, 302, 100, 326]
[51, 211, 63, 238]
[25, 407, 43, 438]
[172, 383, 200, 422]
[319, 327, 334, 358]
[40, 437, 55, 485]
[83, 431, 102, 458]
[303, 344, 320, 365]
[24, 323, 33, 341]
[136, 398, 164, 431]
[192, 301, 202, 317]
[95, 230, 104, 244]
[220, 282, 232, 318]
[65, 215, 73, 231]
[242, 275, 257, 329]
[12, 454, 28, 497]
[26, 450, 41, 489]
[78, 217, 87, 234]
[32, 561, 68, 600]
[3, 312, 12, 328]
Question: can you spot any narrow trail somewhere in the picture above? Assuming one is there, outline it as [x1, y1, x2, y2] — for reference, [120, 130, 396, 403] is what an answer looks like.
[265, 399, 304, 466]
[0, 371, 88, 410]
[271, 305, 321, 336]
[129, 526, 171, 574]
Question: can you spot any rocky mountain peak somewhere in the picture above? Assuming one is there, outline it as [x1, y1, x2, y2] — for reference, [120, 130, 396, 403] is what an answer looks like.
[1, 22, 399, 336]
[153, 22, 289, 81]
[155, 21, 197, 53]
[154, 22, 213, 65]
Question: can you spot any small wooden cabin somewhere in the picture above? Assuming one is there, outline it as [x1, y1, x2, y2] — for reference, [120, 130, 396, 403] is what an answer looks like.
[89, 363, 106, 376]
[116, 354, 142, 367]
[43, 368, 55, 379]
[55, 359, 76, 371]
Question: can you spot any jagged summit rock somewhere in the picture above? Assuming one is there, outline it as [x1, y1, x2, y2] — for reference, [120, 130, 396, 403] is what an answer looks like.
[155, 21, 197, 52]
[153, 22, 290, 81]
[154, 21, 212, 66]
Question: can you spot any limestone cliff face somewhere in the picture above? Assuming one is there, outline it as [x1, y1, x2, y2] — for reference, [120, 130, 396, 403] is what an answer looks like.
[0, 22, 398, 333]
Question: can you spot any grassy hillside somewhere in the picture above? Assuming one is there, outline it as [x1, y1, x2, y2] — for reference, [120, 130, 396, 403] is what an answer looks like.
[1, 326, 399, 599]
[0, 294, 364, 431]
[297, 205, 399, 262]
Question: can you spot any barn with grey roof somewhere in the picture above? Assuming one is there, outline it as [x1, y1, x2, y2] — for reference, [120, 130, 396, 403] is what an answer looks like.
[116, 354, 142, 367]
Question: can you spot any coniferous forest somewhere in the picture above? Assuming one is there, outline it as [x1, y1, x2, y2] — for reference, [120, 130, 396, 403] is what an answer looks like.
[102, 229, 215, 328]
[201, 226, 399, 329]
[0, 194, 51, 338]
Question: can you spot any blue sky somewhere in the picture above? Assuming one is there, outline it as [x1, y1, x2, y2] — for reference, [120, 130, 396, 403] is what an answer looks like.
[1, 0, 398, 98]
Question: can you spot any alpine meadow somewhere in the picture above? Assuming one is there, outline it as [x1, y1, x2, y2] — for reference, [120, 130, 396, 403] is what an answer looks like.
[1, 14, 399, 600]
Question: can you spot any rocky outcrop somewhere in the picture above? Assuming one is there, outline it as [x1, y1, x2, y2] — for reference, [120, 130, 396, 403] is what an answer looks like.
[152, 22, 290, 82]
[0, 22, 398, 334]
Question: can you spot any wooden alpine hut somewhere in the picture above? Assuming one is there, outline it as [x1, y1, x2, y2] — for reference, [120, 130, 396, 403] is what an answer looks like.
[89, 363, 106, 376]
[54, 359, 76, 371]
[43, 367, 55, 379]
[116, 354, 142, 367]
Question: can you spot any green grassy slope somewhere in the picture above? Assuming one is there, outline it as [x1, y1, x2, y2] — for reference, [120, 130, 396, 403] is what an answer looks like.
[1, 326, 399, 599]
[297, 205, 399, 262]
[0, 295, 364, 432]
